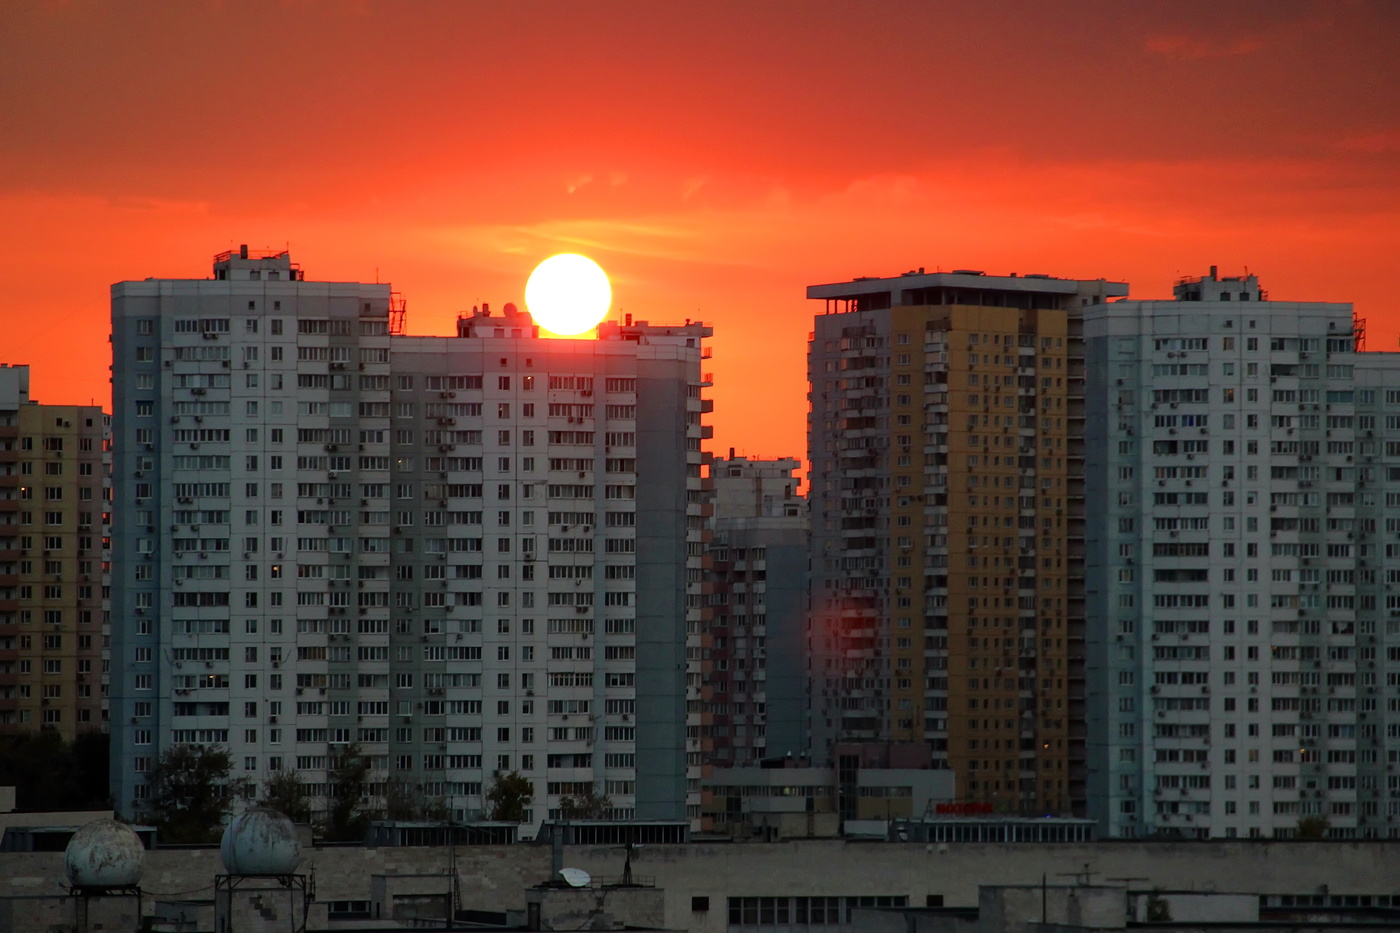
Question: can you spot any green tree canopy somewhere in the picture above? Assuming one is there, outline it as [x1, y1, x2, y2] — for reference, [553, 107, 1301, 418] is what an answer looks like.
[559, 783, 611, 820]
[1296, 815, 1331, 839]
[259, 769, 313, 824]
[321, 743, 373, 841]
[0, 731, 109, 811]
[487, 771, 535, 823]
[384, 778, 450, 822]
[147, 744, 249, 844]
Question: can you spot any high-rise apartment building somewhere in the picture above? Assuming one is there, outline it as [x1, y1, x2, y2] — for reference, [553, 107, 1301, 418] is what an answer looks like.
[1085, 269, 1394, 839]
[806, 270, 1126, 816]
[703, 454, 806, 769]
[111, 247, 708, 831]
[0, 364, 110, 739]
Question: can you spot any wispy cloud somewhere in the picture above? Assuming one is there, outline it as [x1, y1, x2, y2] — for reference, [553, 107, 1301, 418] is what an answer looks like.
[1145, 33, 1265, 59]
[1337, 131, 1400, 154]
[1144, 13, 1330, 62]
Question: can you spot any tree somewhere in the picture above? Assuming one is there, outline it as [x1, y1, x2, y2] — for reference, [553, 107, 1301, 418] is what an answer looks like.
[1144, 891, 1173, 922]
[384, 778, 451, 822]
[0, 732, 79, 810]
[321, 743, 372, 841]
[71, 731, 112, 810]
[486, 771, 535, 823]
[147, 744, 249, 844]
[0, 731, 112, 811]
[1296, 815, 1331, 839]
[559, 783, 612, 820]
[259, 770, 313, 824]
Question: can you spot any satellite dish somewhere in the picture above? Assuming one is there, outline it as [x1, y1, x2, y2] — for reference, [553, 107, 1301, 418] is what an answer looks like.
[559, 867, 591, 888]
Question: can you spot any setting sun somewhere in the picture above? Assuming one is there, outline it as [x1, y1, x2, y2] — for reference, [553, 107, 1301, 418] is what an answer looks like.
[524, 253, 612, 336]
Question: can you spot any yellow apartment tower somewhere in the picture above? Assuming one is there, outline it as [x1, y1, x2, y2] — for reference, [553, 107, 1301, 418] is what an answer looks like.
[0, 365, 110, 739]
[807, 270, 1126, 816]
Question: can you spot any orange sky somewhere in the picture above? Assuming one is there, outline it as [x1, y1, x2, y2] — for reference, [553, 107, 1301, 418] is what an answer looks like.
[2, 1, 1398, 467]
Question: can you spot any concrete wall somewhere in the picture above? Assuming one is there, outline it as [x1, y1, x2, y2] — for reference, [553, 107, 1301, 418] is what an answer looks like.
[1, 840, 1399, 932]
[0, 892, 144, 933]
[1129, 892, 1257, 923]
[527, 884, 666, 930]
[634, 358, 691, 821]
[852, 908, 980, 933]
[979, 886, 1124, 933]
[370, 872, 451, 921]
[216, 880, 314, 933]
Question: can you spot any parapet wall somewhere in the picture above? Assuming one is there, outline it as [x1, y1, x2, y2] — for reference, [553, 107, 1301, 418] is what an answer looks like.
[1, 840, 1396, 933]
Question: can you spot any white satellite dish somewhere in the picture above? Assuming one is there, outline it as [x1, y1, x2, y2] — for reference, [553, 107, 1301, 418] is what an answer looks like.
[559, 867, 592, 888]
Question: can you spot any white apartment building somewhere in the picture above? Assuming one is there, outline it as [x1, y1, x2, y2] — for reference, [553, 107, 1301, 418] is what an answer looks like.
[1086, 268, 1395, 839]
[110, 247, 708, 832]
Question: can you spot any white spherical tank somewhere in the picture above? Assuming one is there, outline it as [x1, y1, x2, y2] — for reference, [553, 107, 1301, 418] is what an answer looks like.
[220, 807, 301, 875]
[64, 820, 145, 890]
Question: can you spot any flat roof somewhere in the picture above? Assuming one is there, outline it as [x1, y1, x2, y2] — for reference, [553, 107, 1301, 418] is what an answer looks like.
[807, 270, 1128, 300]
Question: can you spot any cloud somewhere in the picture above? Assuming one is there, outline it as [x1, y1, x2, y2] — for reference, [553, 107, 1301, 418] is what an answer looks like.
[565, 174, 593, 194]
[1337, 131, 1400, 154]
[1144, 13, 1331, 62]
[107, 195, 211, 213]
[1145, 32, 1265, 59]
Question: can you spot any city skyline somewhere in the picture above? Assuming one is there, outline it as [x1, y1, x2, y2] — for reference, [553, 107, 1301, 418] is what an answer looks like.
[6, 242, 1400, 841]
[3, 1, 1399, 464]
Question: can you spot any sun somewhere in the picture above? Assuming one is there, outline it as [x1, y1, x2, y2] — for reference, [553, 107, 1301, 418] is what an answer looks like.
[524, 254, 612, 336]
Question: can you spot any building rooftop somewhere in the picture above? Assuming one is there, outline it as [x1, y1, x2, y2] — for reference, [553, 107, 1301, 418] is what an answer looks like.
[807, 269, 1129, 301]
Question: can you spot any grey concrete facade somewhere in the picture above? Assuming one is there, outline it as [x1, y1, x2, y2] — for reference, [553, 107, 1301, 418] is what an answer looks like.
[110, 249, 709, 833]
[634, 359, 693, 820]
[1085, 270, 1395, 839]
[706, 456, 808, 767]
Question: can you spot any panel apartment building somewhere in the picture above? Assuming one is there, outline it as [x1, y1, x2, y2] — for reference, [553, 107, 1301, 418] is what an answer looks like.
[703, 454, 807, 772]
[0, 365, 110, 739]
[110, 247, 709, 830]
[1086, 268, 1400, 839]
[806, 270, 1127, 816]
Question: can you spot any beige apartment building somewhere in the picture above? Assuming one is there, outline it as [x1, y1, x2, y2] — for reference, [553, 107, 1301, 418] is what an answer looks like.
[806, 270, 1126, 816]
[0, 365, 110, 739]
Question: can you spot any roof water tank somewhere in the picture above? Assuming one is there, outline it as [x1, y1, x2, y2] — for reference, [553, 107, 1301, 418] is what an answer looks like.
[64, 820, 145, 889]
[220, 807, 301, 875]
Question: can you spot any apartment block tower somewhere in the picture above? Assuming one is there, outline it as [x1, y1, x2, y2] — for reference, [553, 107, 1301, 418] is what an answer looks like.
[111, 247, 709, 831]
[0, 365, 110, 739]
[1086, 268, 1397, 839]
[807, 270, 1127, 816]
[703, 454, 807, 769]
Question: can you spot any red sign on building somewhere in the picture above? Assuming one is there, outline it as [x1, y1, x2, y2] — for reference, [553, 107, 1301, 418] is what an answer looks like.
[935, 802, 995, 816]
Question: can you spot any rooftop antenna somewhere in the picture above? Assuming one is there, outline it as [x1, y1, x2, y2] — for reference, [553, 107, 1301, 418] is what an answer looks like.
[1056, 862, 1095, 886]
[621, 841, 642, 886]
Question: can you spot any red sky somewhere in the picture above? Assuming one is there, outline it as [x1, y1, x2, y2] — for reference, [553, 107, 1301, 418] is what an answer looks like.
[2, 1, 1398, 467]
